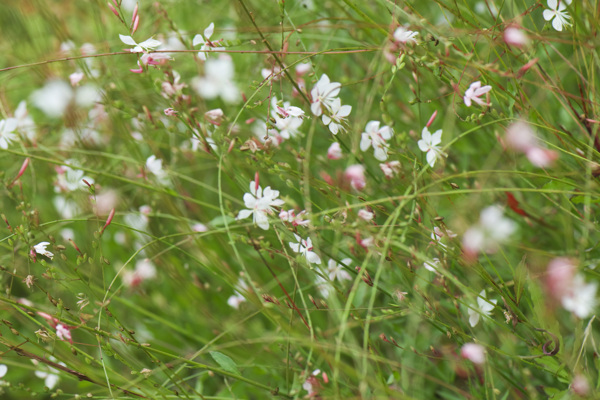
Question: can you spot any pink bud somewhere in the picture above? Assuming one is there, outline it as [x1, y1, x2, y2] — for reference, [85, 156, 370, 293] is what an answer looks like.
[107, 2, 119, 17]
[327, 142, 342, 160]
[130, 62, 144, 74]
[131, 3, 139, 24]
[426, 110, 437, 128]
[132, 14, 140, 35]
[100, 208, 116, 234]
[461, 343, 485, 365]
[254, 171, 260, 192]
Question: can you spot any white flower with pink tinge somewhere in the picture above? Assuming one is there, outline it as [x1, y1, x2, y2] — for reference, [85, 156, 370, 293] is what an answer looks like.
[463, 206, 516, 254]
[561, 275, 597, 318]
[464, 81, 492, 107]
[461, 343, 486, 365]
[327, 142, 343, 160]
[360, 120, 393, 161]
[193, 22, 215, 61]
[393, 26, 419, 43]
[289, 234, 321, 264]
[237, 180, 285, 230]
[327, 258, 352, 281]
[468, 290, 497, 327]
[322, 98, 352, 135]
[310, 74, 341, 117]
[506, 121, 558, 168]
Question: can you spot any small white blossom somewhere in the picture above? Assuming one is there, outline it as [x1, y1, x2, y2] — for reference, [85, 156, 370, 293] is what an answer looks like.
[468, 290, 497, 327]
[119, 34, 162, 53]
[33, 358, 63, 389]
[34, 242, 54, 260]
[543, 0, 572, 32]
[0, 118, 18, 149]
[192, 55, 239, 103]
[463, 81, 492, 107]
[423, 257, 441, 273]
[461, 343, 486, 365]
[55, 324, 72, 342]
[237, 181, 285, 230]
[562, 275, 597, 318]
[327, 258, 352, 281]
[360, 120, 393, 161]
[289, 234, 321, 264]
[271, 97, 305, 139]
[310, 74, 341, 117]
[393, 26, 419, 43]
[418, 127, 444, 168]
[193, 22, 215, 61]
[463, 206, 516, 254]
[322, 98, 351, 135]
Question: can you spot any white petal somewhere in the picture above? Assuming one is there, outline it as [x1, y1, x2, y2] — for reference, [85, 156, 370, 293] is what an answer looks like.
[119, 34, 137, 46]
[322, 115, 331, 125]
[307, 251, 322, 264]
[547, 0, 558, 10]
[365, 120, 380, 133]
[430, 130, 443, 145]
[204, 23, 215, 39]
[289, 242, 300, 252]
[468, 309, 480, 327]
[255, 211, 270, 230]
[311, 101, 322, 116]
[237, 209, 253, 220]
[0, 364, 7, 378]
[374, 146, 388, 161]
[360, 134, 371, 151]
[139, 38, 162, 49]
[329, 123, 339, 135]
[338, 105, 352, 117]
[426, 150, 437, 167]
[552, 15, 564, 31]
[192, 34, 205, 47]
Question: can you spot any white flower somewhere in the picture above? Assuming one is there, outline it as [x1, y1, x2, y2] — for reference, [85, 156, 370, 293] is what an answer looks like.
[0, 364, 7, 378]
[236, 181, 285, 230]
[562, 274, 597, 318]
[193, 22, 215, 61]
[192, 55, 239, 103]
[357, 209, 374, 221]
[463, 81, 492, 107]
[360, 120, 393, 161]
[417, 127, 444, 168]
[310, 74, 341, 116]
[119, 34, 162, 53]
[227, 278, 249, 309]
[55, 162, 94, 192]
[289, 234, 321, 264]
[463, 206, 516, 254]
[279, 209, 310, 227]
[271, 97, 305, 139]
[393, 26, 419, 43]
[0, 118, 18, 149]
[543, 0, 572, 32]
[322, 98, 352, 135]
[468, 290, 497, 327]
[146, 155, 169, 185]
[34, 242, 54, 260]
[327, 258, 352, 281]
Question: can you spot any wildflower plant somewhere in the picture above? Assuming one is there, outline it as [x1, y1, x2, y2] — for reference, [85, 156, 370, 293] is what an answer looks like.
[0, 0, 598, 399]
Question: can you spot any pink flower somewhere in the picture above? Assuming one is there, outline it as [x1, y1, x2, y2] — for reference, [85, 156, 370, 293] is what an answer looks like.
[163, 108, 177, 116]
[461, 343, 485, 365]
[463, 81, 492, 107]
[55, 324, 72, 343]
[505, 121, 558, 168]
[379, 161, 401, 178]
[546, 257, 576, 301]
[327, 142, 342, 160]
[504, 26, 529, 47]
[357, 209, 374, 221]
[344, 164, 366, 191]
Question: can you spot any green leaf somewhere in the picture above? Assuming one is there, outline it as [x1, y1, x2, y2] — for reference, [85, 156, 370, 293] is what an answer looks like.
[210, 351, 241, 376]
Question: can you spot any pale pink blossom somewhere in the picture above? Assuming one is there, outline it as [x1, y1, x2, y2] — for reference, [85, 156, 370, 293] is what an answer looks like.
[279, 209, 310, 227]
[505, 121, 558, 168]
[379, 161, 401, 178]
[164, 108, 177, 116]
[205, 108, 224, 125]
[344, 164, 366, 191]
[55, 324, 72, 343]
[327, 142, 342, 160]
[463, 81, 492, 107]
[571, 374, 590, 396]
[69, 72, 84, 86]
[357, 209, 374, 221]
[504, 26, 529, 47]
[461, 343, 486, 365]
